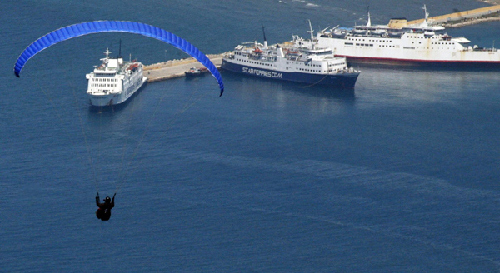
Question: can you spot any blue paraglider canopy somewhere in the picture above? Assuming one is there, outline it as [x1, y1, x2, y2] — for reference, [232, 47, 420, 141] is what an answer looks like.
[14, 21, 224, 96]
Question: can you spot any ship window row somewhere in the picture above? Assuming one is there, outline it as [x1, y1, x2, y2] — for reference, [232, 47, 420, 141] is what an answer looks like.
[356, 43, 373, 47]
[410, 41, 454, 45]
[348, 38, 393, 43]
[409, 35, 439, 39]
[238, 59, 273, 67]
[402, 46, 455, 50]
[367, 39, 393, 43]
[287, 61, 323, 67]
[298, 68, 322, 73]
[95, 73, 116, 77]
[347, 42, 395, 48]
[92, 78, 117, 82]
[91, 83, 117, 88]
[432, 42, 454, 45]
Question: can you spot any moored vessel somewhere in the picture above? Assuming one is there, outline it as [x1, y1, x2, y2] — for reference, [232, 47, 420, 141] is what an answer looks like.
[222, 26, 360, 88]
[185, 66, 209, 77]
[316, 6, 500, 68]
[86, 48, 147, 107]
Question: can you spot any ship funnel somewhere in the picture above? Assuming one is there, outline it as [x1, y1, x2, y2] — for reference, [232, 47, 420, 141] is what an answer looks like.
[277, 45, 284, 58]
[117, 39, 123, 65]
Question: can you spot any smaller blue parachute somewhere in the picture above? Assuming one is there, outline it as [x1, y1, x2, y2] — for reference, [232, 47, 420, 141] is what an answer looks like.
[14, 21, 223, 96]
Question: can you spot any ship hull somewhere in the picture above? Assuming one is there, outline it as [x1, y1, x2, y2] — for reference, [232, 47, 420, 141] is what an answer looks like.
[222, 59, 359, 88]
[342, 55, 500, 70]
[88, 77, 147, 107]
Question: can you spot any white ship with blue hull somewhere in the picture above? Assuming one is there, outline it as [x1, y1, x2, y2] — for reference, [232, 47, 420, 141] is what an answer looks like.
[86, 49, 147, 107]
[222, 29, 360, 89]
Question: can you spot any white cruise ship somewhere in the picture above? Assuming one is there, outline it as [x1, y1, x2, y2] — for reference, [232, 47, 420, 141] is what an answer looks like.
[86, 49, 147, 107]
[316, 6, 500, 68]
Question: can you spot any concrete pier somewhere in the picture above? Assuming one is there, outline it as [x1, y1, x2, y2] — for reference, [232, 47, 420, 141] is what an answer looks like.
[407, 5, 500, 27]
[143, 53, 226, 82]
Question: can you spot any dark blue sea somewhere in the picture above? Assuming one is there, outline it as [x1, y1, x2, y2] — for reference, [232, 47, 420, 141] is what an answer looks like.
[2, 0, 500, 272]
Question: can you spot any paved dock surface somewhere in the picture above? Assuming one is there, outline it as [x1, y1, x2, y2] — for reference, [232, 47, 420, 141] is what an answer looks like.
[408, 4, 500, 27]
[144, 54, 225, 82]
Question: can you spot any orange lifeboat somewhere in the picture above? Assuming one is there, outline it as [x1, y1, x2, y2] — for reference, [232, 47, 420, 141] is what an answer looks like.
[254, 47, 263, 53]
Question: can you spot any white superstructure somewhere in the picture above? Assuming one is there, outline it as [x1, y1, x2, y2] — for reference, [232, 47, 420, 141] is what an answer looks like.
[86, 49, 147, 107]
[316, 6, 500, 67]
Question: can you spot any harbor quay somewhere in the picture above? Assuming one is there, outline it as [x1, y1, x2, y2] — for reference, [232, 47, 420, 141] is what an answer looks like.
[143, 53, 226, 82]
[407, 4, 500, 27]
[143, 5, 500, 83]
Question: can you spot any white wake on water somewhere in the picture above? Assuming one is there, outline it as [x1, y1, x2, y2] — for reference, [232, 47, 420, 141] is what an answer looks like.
[168, 149, 500, 268]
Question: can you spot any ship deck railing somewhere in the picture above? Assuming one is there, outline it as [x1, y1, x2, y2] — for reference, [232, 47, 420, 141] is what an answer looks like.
[460, 47, 499, 52]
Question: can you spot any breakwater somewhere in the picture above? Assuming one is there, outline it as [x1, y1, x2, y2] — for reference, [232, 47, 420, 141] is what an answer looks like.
[408, 4, 500, 27]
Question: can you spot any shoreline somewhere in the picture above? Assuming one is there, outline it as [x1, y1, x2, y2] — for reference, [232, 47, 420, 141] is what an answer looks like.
[408, 4, 500, 27]
[442, 16, 500, 27]
[479, 0, 500, 5]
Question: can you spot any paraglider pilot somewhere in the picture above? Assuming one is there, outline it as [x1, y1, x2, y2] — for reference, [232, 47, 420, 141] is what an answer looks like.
[96, 192, 116, 221]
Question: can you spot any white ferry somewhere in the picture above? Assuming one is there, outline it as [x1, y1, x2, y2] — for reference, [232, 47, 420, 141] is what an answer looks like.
[316, 6, 500, 68]
[222, 32, 360, 88]
[86, 48, 147, 107]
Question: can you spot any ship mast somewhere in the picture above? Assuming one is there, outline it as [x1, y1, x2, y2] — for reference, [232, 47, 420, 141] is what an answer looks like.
[104, 48, 111, 58]
[366, 6, 372, 27]
[307, 19, 314, 41]
[262, 25, 268, 49]
[118, 39, 122, 58]
[422, 4, 429, 27]
[101, 48, 112, 64]
[117, 39, 123, 65]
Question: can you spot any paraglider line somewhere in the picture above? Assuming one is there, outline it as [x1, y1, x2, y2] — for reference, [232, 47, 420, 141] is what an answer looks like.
[69, 80, 100, 192]
[114, 80, 206, 193]
[35, 71, 100, 191]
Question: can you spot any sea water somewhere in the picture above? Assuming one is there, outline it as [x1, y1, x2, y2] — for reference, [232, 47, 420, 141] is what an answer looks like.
[1, 0, 500, 272]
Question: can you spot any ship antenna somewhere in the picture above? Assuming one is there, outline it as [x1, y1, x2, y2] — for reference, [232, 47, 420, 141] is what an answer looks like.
[261, 25, 267, 43]
[104, 48, 111, 58]
[366, 6, 372, 27]
[422, 4, 429, 27]
[307, 19, 314, 41]
[118, 39, 122, 58]
[261, 25, 268, 49]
